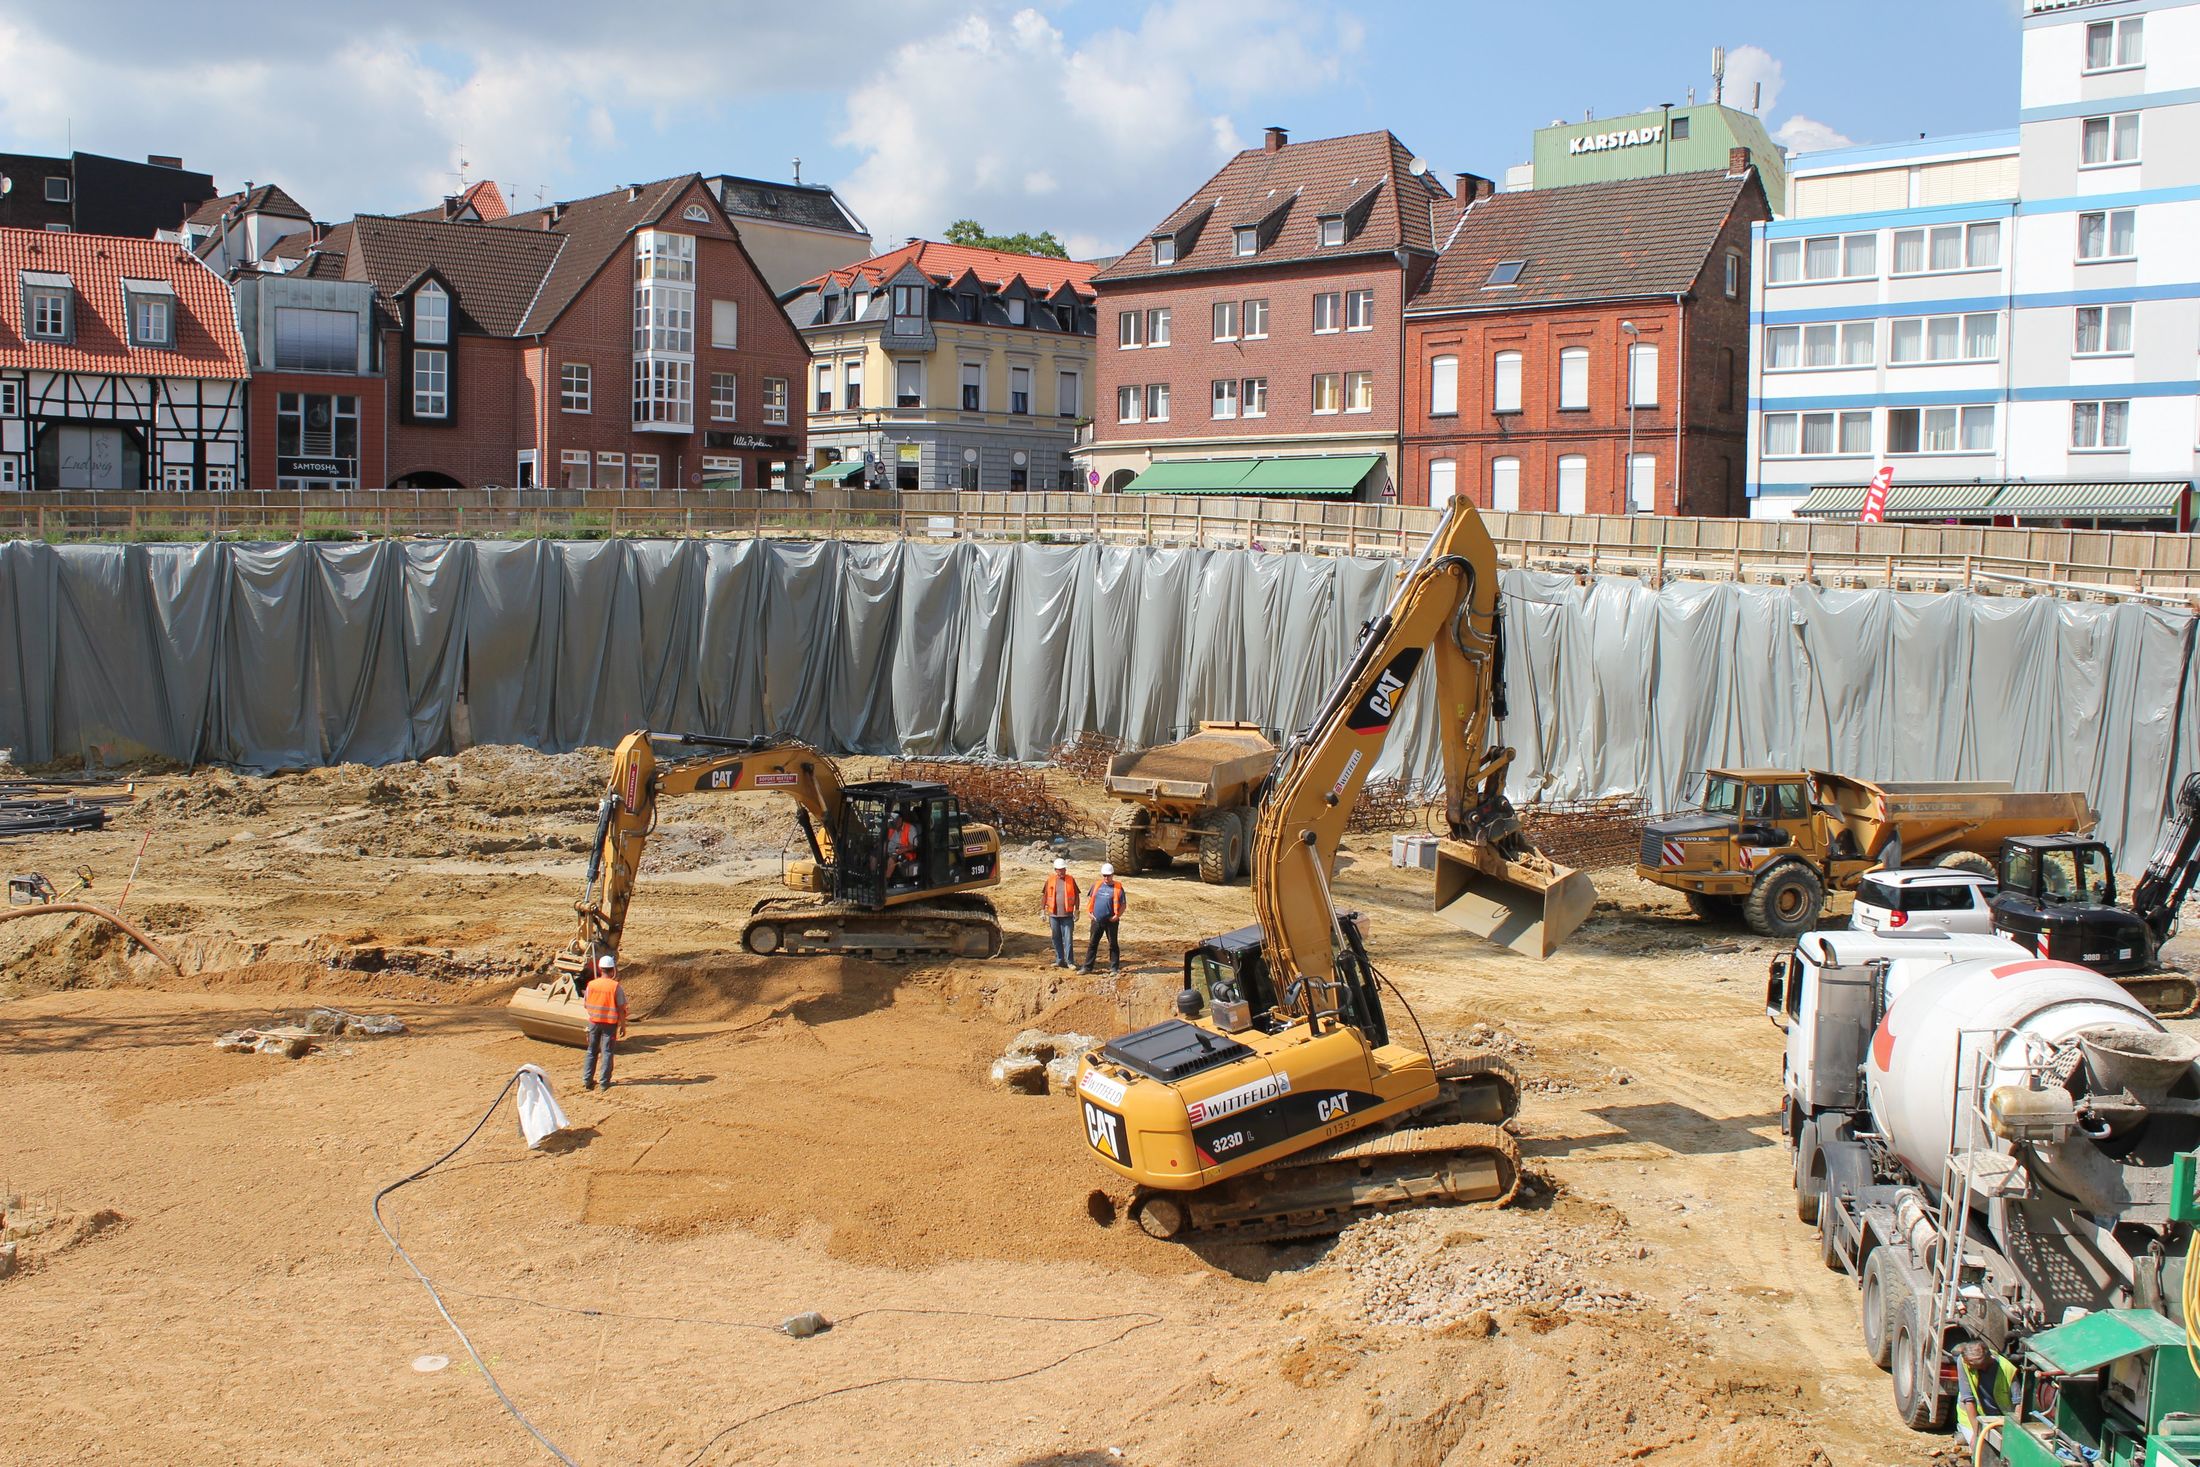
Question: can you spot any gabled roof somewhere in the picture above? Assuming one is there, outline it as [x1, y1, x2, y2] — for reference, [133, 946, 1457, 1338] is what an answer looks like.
[396, 179, 510, 225]
[1096, 130, 1456, 284]
[0, 226, 247, 379]
[344, 215, 565, 336]
[491, 176, 699, 334]
[797, 239, 1098, 298]
[186, 183, 312, 228]
[1410, 168, 1763, 315]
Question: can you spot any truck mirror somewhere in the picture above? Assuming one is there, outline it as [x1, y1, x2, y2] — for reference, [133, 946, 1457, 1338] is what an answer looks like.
[1766, 957, 1790, 1029]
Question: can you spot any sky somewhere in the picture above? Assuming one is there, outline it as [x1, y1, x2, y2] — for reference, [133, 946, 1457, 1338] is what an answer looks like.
[0, 1, 2024, 260]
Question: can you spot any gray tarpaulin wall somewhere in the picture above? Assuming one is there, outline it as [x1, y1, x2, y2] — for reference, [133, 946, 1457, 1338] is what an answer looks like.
[3, 539, 2194, 862]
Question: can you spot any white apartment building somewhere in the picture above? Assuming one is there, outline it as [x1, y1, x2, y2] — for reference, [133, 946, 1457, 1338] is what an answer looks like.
[1748, 0, 2200, 528]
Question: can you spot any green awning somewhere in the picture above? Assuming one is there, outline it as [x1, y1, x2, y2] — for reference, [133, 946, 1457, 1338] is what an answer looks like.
[1991, 480, 2188, 518]
[1795, 483, 2004, 520]
[1123, 454, 1380, 497]
[808, 460, 865, 483]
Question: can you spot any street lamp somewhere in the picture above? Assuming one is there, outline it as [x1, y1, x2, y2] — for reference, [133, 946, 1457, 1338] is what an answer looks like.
[1620, 320, 1641, 513]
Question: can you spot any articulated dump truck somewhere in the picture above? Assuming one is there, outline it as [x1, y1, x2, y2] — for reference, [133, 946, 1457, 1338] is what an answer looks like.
[1641, 768, 2093, 939]
[1103, 722, 1277, 884]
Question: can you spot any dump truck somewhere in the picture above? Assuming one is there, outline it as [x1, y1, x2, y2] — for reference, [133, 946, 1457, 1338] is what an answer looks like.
[1640, 768, 2094, 939]
[1767, 927, 2200, 1440]
[1102, 722, 1276, 884]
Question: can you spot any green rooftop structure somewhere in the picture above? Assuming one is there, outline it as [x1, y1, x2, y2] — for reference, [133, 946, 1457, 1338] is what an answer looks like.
[1526, 104, 1787, 213]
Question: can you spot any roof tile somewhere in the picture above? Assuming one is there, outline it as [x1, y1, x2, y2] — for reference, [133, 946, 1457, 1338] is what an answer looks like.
[344, 215, 565, 336]
[798, 239, 1098, 297]
[0, 226, 248, 379]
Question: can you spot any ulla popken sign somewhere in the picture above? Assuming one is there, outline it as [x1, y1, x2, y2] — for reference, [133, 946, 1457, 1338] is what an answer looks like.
[1569, 124, 1664, 155]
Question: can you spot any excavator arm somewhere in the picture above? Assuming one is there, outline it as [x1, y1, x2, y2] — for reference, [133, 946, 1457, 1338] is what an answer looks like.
[2130, 773, 2200, 946]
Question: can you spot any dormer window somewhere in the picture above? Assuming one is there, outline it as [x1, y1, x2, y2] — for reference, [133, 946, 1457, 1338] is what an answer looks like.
[852, 289, 871, 320]
[1318, 218, 1345, 247]
[122, 278, 176, 349]
[1007, 298, 1026, 325]
[959, 293, 978, 322]
[1234, 227, 1258, 257]
[891, 283, 926, 336]
[1485, 259, 1526, 287]
[413, 281, 449, 343]
[1152, 236, 1176, 266]
[21, 271, 72, 341]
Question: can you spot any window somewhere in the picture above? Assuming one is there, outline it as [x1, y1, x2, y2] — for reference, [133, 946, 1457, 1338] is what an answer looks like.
[1486, 260, 1525, 287]
[1492, 350, 1522, 413]
[1212, 300, 1238, 340]
[702, 456, 742, 490]
[1242, 299, 1269, 339]
[412, 348, 448, 417]
[561, 362, 591, 413]
[632, 454, 660, 491]
[631, 357, 693, 426]
[1007, 298, 1026, 326]
[710, 299, 739, 348]
[127, 295, 171, 348]
[1889, 312, 1998, 364]
[1556, 455, 1587, 514]
[1429, 355, 1458, 416]
[711, 371, 738, 420]
[0, 457, 15, 491]
[162, 462, 193, 492]
[815, 363, 833, 413]
[2078, 209, 2136, 261]
[205, 465, 235, 492]
[2072, 400, 2131, 450]
[961, 361, 984, 412]
[597, 452, 626, 491]
[1319, 218, 1346, 247]
[561, 450, 590, 489]
[1490, 457, 1520, 512]
[762, 377, 788, 426]
[1767, 232, 1876, 283]
[44, 176, 70, 204]
[1146, 308, 1170, 346]
[1724, 251, 1740, 299]
[26, 287, 68, 340]
[1117, 385, 1141, 424]
[515, 451, 537, 489]
[275, 393, 360, 484]
[1557, 346, 1588, 410]
[1344, 289, 1374, 331]
[1312, 293, 1341, 333]
[1627, 454, 1655, 513]
[1886, 405, 1994, 454]
[1893, 222, 1999, 274]
[1241, 377, 1268, 417]
[633, 270, 695, 354]
[844, 359, 863, 411]
[0, 380, 17, 417]
[1010, 365, 1031, 415]
[2081, 113, 2140, 166]
[1152, 237, 1176, 266]
[1428, 459, 1456, 506]
[636, 229, 695, 284]
[1671, 116, 1692, 141]
[1212, 378, 1238, 419]
[1628, 342, 1657, 407]
[891, 284, 926, 336]
[413, 282, 448, 344]
[1056, 369, 1079, 417]
[1344, 371, 1373, 413]
[2075, 305, 2133, 356]
[1117, 310, 1143, 349]
[273, 307, 358, 371]
[2085, 16, 2143, 70]
[1145, 383, 1170, 422]
[1766, 322, 1874, 370]
[1966, 222, 2001, 270]
[897, 360, 923, 409]
[1234, 227, 1258, 257]
[1761, 411, 1872, 457]
[1310, 373, 1341, 414]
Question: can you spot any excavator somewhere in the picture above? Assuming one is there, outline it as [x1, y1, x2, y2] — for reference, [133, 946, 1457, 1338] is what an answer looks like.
[1074, 497, 1598, 1242]
[508, 731, 1004, 1044]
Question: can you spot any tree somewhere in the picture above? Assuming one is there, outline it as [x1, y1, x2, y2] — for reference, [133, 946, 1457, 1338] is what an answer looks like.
[943, 219, 1069, 259]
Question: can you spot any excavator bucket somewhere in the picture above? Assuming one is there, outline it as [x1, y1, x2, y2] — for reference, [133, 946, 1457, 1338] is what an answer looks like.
[507, 971, 591, 1046]
[1432, 837, 1598, 959]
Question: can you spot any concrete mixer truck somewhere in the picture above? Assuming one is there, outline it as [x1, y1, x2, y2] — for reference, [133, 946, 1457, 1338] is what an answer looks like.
[1767, 927, 2200, 1439]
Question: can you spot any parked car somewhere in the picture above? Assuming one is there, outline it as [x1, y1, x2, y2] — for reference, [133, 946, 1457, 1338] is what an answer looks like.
[1849, 868, 1997, 935]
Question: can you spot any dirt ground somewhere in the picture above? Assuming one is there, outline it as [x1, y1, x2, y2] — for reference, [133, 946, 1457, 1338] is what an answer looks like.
[0, 747, 2017, 1466]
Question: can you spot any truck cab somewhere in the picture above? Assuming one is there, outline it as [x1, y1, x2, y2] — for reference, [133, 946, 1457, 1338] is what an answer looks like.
[1638, 769, 1831, 935]
[1990, 834, 2153, 975]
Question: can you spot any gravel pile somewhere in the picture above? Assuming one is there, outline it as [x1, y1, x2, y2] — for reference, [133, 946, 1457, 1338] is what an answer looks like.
[1324, 1210, 1642, 1326]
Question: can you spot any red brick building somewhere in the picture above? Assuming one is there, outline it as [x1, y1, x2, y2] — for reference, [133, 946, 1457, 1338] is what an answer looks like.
[299, 175, 808, 490]
[1400, 157, 1767, 515]
[1086, 128, 1471, 500]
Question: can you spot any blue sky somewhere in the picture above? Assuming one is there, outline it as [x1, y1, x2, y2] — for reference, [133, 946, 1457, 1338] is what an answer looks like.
[0, 1, 2023, 257]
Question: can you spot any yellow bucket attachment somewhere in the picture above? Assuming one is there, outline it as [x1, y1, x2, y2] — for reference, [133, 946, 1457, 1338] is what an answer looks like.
[508, 971, 591, 1046]
[1432, 837, 1598, 959]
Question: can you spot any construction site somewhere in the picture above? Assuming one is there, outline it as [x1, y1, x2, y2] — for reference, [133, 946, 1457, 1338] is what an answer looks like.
[8, 505, 2200, 1467]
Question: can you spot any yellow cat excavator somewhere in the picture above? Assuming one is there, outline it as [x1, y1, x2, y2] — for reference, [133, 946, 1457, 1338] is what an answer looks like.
[508, 731, 1004, 1044]
[1075, 498, 1596, 1241]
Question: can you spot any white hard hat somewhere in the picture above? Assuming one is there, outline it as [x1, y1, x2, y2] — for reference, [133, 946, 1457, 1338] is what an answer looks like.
[597, 954, 617, 969]
[1052, 858, 1067, 870]
[1100, 863, 1115, 877]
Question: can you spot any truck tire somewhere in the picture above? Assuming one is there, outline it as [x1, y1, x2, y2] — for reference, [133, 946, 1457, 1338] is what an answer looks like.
[1746, 862, 1825, 940]
[1890, 1295, 1952, 1432]
[1232, 807, 1259, 877]
[1198, 812, 1244, 885]
[1793, 1122, 1825, 1226]
[1935, 851, 1994, 878]
[1861, 1249, 1897, 1371]
[1685, 890, 1740, 922]
[1819, 1212, 1843, 1271]
[1106, 806, 1147, 874]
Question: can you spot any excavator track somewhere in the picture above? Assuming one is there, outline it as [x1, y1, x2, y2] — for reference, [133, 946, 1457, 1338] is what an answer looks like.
[2118, 972, 2200, 1019]
[741, 894, 1003, 962]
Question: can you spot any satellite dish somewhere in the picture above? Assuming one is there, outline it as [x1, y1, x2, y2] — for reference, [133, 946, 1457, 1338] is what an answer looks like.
[1408, 156, 1429, 177]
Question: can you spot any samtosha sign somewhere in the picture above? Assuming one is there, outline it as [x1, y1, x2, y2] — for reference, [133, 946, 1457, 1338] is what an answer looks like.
[1569, 125, 1664, 155]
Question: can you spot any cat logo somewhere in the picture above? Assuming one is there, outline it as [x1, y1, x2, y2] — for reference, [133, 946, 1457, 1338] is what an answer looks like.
[705, 766, 741, 790]
[1346, 648, 1424, 732]
[1317, 1093, 1353, 1124]
[1082, 1100, 1128, 1163]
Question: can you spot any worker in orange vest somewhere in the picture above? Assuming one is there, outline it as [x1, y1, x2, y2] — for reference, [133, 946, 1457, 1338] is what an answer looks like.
[582, 952, 628, 1091]
[888, 810, 920, 886]
[1079, 863, 1128, 975]
[1042, 857, 1080, 969]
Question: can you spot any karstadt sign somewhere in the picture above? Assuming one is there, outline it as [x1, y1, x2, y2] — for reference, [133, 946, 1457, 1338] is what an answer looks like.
[1569, 124, 1664, 155]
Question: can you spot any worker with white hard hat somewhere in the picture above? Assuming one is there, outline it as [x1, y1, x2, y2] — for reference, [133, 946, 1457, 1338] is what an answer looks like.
[581, 952, 628, 1091]
[1041, 857, 1080, 969]
[1078, 862, 1128, 975]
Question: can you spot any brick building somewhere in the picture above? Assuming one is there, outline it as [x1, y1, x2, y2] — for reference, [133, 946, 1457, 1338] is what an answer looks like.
[1086, 128, 1469, 500]
[0, 151, 216, 237]
[230, 271, 384, 492]
[298, 174, 808, 490]
[1400, 157, 1767, 515]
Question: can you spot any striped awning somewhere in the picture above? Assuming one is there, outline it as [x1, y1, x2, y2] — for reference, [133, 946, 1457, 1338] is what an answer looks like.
[1796, 480, 2190, 522]
[1796, 483, 2005, 520]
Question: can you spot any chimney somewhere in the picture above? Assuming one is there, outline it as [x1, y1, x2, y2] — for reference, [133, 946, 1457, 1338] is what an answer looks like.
[1727, 146, 1752, 177]
[147, 154, 182, 169]
[627, 183, 642, 201]
[1263, 125, 1288, 153]
[1454, 172, 1495, 204]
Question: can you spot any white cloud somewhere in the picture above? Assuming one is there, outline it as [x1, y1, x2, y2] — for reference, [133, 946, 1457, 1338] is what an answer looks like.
[1721, 44, 1785, 116]
[835, 3, 1364, 258]
[1776, 115, 1855, 153]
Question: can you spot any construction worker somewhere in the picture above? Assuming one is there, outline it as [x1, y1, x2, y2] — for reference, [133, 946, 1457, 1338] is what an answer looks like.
[1079, 862, 1127, 974]
[1042, 858, 1079, 968]
[582, 953, 628, 1091]
[888, 808, 921, 887]
[1953, 1339, 2015, 1454]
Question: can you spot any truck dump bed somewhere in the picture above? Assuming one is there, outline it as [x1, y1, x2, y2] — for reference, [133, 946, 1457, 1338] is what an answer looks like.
[1811, 770, 2094, 861]
[1104, 724, 1276, 806]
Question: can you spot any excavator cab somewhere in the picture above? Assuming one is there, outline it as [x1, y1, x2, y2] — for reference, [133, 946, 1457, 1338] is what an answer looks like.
[1991, 834, 2153, 976]
[832, 781, 991, 908]
[1178, 918, 1392, 1048]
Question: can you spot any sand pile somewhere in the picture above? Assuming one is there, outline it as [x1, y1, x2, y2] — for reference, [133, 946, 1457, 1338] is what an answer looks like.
[1324, 1203, 1643, 1326]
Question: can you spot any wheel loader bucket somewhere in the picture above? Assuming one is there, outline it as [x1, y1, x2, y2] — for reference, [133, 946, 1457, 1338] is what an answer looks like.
[1432, 837, 1598, 959]
[507, 977, 591, 1046]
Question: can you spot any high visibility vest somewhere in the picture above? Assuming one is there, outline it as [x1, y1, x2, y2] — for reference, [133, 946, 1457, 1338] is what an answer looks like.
[1954, 1353, 2016, 1446]
[1090, 878, 1126, 921]
[583, 976, 626, 1027]
[1044, 873, 1079, 916]
[890, 822, 917, 857]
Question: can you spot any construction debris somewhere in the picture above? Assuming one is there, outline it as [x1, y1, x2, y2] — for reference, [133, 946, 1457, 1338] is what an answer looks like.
[1048, 731, 1126, 784]
[302, 1008, 407, 1037]
[1346, 777, 1429, 834]
[1516, 796, 1648, 872]
[216, 1026, 316, 1059]
[884, 758, 1095, 841]
[0, 797, 112, 838]
[989, 1028, 1099, 1094]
